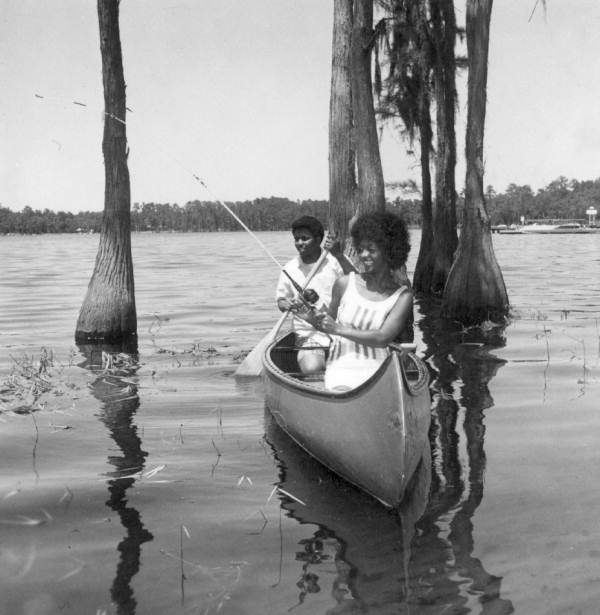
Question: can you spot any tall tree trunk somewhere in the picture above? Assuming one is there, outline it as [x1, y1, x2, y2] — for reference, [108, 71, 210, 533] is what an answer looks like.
[329, 0, 357, 248]
[412, 0, 435, 293]
[442, 0, 509, 324]
[76, 0, 136, 343]
[430, 0, 458, 295]
[352, 0, 385, 214]
[413, 100, 435, 293]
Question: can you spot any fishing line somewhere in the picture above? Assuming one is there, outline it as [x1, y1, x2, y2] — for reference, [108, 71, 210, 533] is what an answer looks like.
[33, 92, 320, 301]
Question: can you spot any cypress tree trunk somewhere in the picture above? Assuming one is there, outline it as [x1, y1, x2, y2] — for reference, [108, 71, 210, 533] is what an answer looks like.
[329, 0, 357, 248]
[76, 0, 136, 343]
[413, 107, 435, 293]
[442, 0, 509, 324]
[412, 0, 435, 293]
[430, 0, 458, 295]
[352, 0, 385, 214]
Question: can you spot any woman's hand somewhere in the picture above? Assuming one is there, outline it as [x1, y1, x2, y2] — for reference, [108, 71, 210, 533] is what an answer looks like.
[314, 313, 338, 335]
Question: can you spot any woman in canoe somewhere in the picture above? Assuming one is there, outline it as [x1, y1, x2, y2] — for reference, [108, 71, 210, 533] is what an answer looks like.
[310, 210, 413, 391]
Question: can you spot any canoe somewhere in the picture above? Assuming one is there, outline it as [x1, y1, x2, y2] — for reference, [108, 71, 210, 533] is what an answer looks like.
[262, 332, 431, 508]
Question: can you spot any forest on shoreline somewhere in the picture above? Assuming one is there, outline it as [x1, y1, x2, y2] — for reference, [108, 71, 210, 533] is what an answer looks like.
[1, 175, 598, 235]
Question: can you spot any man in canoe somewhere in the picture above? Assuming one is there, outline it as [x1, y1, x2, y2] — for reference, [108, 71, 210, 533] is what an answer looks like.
[309, 211, 414, 391]
[276, 216, 350, 374]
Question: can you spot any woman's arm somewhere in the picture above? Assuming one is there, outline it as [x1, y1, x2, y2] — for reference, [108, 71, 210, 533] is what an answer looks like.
[327, 275, 348, 319]
[316, 287, 413, 347]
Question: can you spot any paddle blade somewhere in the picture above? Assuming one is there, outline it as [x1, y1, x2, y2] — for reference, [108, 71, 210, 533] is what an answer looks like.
[234, 313, 287, 377]
[234, 334, 272, 377]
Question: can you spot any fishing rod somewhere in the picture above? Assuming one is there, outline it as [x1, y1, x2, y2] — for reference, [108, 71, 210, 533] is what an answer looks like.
[34, 92, 322, 308]
[196, 177, 320, 307]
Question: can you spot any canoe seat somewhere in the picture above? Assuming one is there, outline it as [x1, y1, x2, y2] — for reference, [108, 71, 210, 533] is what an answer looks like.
[270, 344, 329, 374]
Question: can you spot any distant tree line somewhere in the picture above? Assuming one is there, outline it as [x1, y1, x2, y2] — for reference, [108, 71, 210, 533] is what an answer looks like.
[485, 176, 600, 225]
[0, 196, 420, 235]
[2, 176, 599, 235]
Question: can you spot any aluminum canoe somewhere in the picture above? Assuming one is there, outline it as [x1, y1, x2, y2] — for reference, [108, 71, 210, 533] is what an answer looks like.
[262, 332, 431, 508]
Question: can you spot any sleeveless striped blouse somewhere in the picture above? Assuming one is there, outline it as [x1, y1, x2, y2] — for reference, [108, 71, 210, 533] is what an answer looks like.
[325, 272, 404, 390]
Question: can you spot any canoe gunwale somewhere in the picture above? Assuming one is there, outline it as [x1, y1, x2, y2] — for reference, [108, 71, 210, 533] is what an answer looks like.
[263, 332, 429, 399]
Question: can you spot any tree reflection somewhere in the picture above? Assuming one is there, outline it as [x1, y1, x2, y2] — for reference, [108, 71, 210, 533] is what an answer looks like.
[410, 298, 514, 613]
[78, 341, 153, 615]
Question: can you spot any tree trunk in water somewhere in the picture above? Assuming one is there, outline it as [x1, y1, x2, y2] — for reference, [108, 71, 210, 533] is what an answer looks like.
[430, 0, 458, 295]
[352, 0, 385, 214]
[76, 0, 136, 343]
[442, 0, 509, 324]
[413, 109, 435, 293]
[329, 0, 356, 248]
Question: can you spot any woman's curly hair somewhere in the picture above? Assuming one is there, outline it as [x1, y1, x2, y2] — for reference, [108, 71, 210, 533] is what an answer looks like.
[350, 210, 410, 268]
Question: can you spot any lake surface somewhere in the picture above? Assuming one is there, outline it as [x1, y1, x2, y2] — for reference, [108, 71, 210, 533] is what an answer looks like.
[1, 230, 600, 615]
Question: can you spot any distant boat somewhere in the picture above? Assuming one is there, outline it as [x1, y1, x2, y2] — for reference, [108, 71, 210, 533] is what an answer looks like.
[493, 220, 600, 235]
[520, 222, 600, 234]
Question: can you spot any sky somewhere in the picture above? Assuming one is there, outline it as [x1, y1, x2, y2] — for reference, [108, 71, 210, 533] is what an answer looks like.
[2, 0, 600, 213]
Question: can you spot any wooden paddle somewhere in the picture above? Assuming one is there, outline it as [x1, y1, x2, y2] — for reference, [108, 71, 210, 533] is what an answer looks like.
[234, 247, 330, 377]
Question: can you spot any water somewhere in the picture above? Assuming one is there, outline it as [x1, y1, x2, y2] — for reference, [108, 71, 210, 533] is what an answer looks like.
[1, 231, 600, 615]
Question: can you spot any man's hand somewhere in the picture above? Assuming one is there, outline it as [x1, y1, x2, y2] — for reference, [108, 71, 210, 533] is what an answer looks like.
[277, 297, 305, 313]
[323, 231, 342, 257]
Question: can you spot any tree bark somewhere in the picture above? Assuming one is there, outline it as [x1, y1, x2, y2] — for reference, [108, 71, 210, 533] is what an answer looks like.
[430, 0, 458, 295]
[412, 0, 435, 293]
[441, 0, 509, 324]
[413, 104, 435, 293]
[329, 0, 357, 248]
[352, 0, 385, 214]
[76, 0, 136, 343]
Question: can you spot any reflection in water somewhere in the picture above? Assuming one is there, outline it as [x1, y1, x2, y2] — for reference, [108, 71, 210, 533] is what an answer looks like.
[413, 299, 515, 614]
[78, 342, 153, 615]
[265, 413, 431, 613]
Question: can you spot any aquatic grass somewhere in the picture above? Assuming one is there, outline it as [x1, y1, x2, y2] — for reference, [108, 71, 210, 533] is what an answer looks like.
[267, 485, 306, 507]
[159, 540, 247, 614]
[100, 351, 137, 374]
[210, 406, 224, 438]
[58, 487, 74, 508]
[245, 509, 268, 535]
[567, 336, 594, 391]
[108, 463, 167, 482]
[534, 325, 552, 366]
[0, 347, 86, 415]
[510, 308, 549, 321]
[148, 312, 224, 363]
[211, 439, 222, 477]
[0, 511, 50, 526]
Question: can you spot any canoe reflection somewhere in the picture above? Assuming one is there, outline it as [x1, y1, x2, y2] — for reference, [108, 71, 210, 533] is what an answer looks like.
[78, 342, 153, 615]
[265, 412, 431, 614]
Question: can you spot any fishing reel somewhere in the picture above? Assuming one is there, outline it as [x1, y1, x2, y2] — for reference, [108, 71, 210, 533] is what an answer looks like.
[282, 270, 319, 308]
[302, 288, 319, 305]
